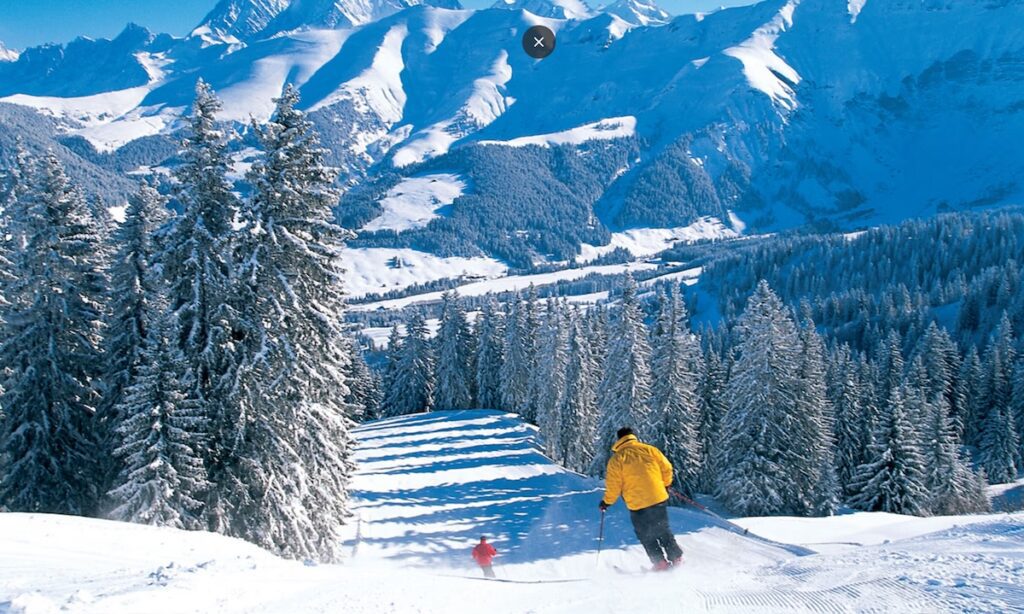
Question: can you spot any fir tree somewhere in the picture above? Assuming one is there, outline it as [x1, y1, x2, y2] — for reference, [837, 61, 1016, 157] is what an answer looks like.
[649, 285, 702, 495]
[381, 323, 403, 407]
[474, 298, 505, 410]
[434, 292, 473, 410]
[0, 151, 106, 514]
[163, 80, 241, 477]
[521, 286, 542, 423]
[795, 313, 838, 515]
[108, 308, 210, 529]
[978, 314, 1020, 483]
[592, 273, 652, 474]
[99, 180, 169, 485]
[715, 281, 807, 516]
[535, 300, 568, 461]
[559, 312, 599, 474]
[829, 345, 864, 496]
[919, 387, 990, 515]
[1013, 360, 1024, 465]
[915, 323, 962, 437]
[500, 296, 532, 419]
[384, 314, 435, 416]
[960, 347, 986, 448]
[696, 347, 728, 493]
[848, 387, 929, 516]
[875, 330, 905, 413]
[344, 340, 381, 422]
[223, 85, 356, 561]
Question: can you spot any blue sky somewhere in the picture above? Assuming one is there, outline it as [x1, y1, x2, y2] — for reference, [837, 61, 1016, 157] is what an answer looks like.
[0, 0, 758, 50]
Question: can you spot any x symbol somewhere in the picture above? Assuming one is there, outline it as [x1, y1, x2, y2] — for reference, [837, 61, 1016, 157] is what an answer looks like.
[533, 36, 546, 48]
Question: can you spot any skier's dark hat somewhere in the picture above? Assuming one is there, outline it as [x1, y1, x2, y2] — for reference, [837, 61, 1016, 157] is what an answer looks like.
[616, 427, 634, 440]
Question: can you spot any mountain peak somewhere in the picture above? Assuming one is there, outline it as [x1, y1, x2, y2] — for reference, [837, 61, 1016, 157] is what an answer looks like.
[255, 0, 462, 37]
[600, 0, 668, 26]
[0, 42, 18, 62]
[193, 0, 292, 42]
[491, 0, 593, 20]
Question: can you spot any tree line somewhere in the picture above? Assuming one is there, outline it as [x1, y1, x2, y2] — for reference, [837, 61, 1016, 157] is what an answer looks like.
[0, 81, 374, 562]
[379, 267, 1024, 516]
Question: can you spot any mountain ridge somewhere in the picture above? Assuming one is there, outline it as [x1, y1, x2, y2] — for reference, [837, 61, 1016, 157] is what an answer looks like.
[0, 0, 1022, 266]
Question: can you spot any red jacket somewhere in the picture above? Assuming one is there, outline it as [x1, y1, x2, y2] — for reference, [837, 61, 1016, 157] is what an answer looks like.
[472, 541, 497, 566]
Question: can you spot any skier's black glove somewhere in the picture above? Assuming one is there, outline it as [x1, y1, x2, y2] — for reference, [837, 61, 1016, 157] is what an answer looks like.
[598, 500, 610, 511]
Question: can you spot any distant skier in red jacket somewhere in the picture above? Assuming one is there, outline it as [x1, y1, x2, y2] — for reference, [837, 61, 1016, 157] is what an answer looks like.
[472, 536, 497, 578]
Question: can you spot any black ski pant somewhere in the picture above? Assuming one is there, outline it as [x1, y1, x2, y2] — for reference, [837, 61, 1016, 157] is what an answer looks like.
[629, 501, 683, 564]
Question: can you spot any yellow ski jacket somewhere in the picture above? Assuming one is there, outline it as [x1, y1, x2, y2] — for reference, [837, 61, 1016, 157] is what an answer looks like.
[601, 434, 673, 511]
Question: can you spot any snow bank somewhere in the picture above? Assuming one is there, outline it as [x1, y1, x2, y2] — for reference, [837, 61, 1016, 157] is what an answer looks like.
[477, 116, 636, 149]
[578, 217, 740, 263]
[349, 261, 658, 311]
[361, 173, 468, 232]
[341, 247, 507, 298]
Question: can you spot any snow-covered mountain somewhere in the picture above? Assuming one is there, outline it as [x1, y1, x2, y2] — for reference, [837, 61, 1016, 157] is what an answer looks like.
[1, 0, 1023, 266]
[490, 0, 593, 20]
[0, 42, 18, 62]
[600, 0, 668, 26]
[263, 0, 463, 35]
[193, 0, 292, 42]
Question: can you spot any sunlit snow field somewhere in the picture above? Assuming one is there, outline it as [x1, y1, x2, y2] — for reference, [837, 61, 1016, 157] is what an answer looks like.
[2, 410, 1022, 613]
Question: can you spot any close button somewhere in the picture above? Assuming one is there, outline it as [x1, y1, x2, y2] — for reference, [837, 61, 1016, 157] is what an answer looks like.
[522, 25, 556, 59]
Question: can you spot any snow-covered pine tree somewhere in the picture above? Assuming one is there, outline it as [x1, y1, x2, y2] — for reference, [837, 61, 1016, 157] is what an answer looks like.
[915, 323, 962, 437]
[535, 300, 569, 461]
[1013, 360, 1024, 465]
[0, 151, 106, 515]
[875, 330, 905, 414]
[715, 281, 807, 516]
[795, 312, 838, 515]
[99, 180, 169, 485]
[847, 386, 929, 516]
[343, 339, 381, 422]
[559, 310, 599, 474]
[163, 80, 240, 477]
[521, 285, 542, 423]
[434, 291, 473, 410]
[696, 347, 728, 493]
[500, 296, 532, 419]
[108, 306, 210, 529]
[224, 85, 356, 561]
[916, 376, 990, 515]
[384, 313, 435, 416]
[855, 354, 880, 470]
[591, 272, 652, 475]
[381, 323, 403, 408]
[474, 297, 505, 410]
[979, 350, 1021, 483]
[978, 314, 1021, 482]
[649, 284, 702, 496]
[960, 347, 986, 448]
[829, 344, 864, 496]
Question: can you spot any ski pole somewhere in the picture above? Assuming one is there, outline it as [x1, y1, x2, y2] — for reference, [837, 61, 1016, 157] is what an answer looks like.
[596, 509, 606, 566]
[668, 488, 748, 536]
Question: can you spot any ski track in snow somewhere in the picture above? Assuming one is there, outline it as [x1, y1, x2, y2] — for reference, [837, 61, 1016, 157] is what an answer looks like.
[1, 410, 1023, 613]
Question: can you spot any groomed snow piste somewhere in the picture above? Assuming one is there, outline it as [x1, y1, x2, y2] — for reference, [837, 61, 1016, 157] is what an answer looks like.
[2, 410, 1023, 613]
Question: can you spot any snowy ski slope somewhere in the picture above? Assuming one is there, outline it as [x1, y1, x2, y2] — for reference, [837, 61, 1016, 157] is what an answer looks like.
[2, 410, 1023, 613]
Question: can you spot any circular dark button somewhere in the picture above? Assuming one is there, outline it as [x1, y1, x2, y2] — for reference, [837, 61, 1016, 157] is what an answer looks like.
[522, 25, 556, 59]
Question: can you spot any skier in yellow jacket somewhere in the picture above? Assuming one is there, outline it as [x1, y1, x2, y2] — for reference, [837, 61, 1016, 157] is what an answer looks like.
[599, 427, 684, 571]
